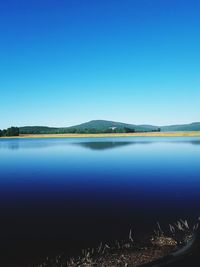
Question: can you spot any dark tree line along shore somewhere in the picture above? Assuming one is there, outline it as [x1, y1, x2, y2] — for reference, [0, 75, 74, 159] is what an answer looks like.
[19, 126, 161, 134]
[0, 127, 19, 137]
[0, 126, 161, 136]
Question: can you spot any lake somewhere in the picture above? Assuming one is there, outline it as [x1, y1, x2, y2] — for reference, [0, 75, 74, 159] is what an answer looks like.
[0, 137, 200, 266]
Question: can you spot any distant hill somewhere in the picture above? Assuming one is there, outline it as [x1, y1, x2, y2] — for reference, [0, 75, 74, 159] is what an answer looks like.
[66, 120, 159, 133]
[161, 122, 200, 132]
[19, 120, 200, 134]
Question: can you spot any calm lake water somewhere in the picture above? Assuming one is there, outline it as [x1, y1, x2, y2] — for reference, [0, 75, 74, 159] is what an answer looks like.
[0, 137, 200, 266]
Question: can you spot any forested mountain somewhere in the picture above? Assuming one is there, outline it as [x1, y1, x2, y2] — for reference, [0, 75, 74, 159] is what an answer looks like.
[19, 120, 200, 134]
[1, 121, 200, 136]
[19, 120, 160, 134]
[160, 122, 200, 132]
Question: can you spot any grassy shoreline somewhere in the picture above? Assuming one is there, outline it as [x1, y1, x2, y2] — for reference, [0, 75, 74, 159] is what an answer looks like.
[1, 131, 200, 138]
[35, 218, 194, 267]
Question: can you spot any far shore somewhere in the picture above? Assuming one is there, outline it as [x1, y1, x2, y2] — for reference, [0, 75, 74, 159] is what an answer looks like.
[1, 131, 200, 138]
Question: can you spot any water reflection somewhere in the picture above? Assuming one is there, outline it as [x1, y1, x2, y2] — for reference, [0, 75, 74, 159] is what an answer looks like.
[0, 139, 66, 150]
[0, 137, 200, 151]
[72, 141, 134, 150]
[190, 140, 200, 145]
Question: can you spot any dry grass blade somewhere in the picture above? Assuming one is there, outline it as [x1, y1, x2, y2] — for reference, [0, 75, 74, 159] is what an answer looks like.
[129, 228, 134, 243]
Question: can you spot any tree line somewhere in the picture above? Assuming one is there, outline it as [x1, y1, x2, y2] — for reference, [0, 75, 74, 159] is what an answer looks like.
[0, 126, 161, 136]
[19, 127, 137, 134]
[0, 127, 20, 137]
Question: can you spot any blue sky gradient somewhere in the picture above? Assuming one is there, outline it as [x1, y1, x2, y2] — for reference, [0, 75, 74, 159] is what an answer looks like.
[0, 0, 200, 128]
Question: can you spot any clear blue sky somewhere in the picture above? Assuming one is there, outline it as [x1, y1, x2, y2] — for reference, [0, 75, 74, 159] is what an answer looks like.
[0, 0, 200, 128]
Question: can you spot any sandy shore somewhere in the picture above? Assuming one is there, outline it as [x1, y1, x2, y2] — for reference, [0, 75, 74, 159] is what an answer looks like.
[1, 131, 200, 138]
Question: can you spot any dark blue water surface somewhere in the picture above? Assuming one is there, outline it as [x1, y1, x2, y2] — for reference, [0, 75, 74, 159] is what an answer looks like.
[0, 137, 200, 266]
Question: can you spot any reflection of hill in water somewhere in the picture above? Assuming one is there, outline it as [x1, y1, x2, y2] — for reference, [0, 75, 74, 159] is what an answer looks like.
[73, 142, 134, 150]
[190, 141, 200, 145]
[73, 141, 154, 150]
[165, 140, 200, 146]
[0, 140, 143, 150]
[0, 139, 200, 151]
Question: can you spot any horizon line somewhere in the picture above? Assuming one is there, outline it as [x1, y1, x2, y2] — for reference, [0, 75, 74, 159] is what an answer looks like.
[2, 119, 200, 129]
